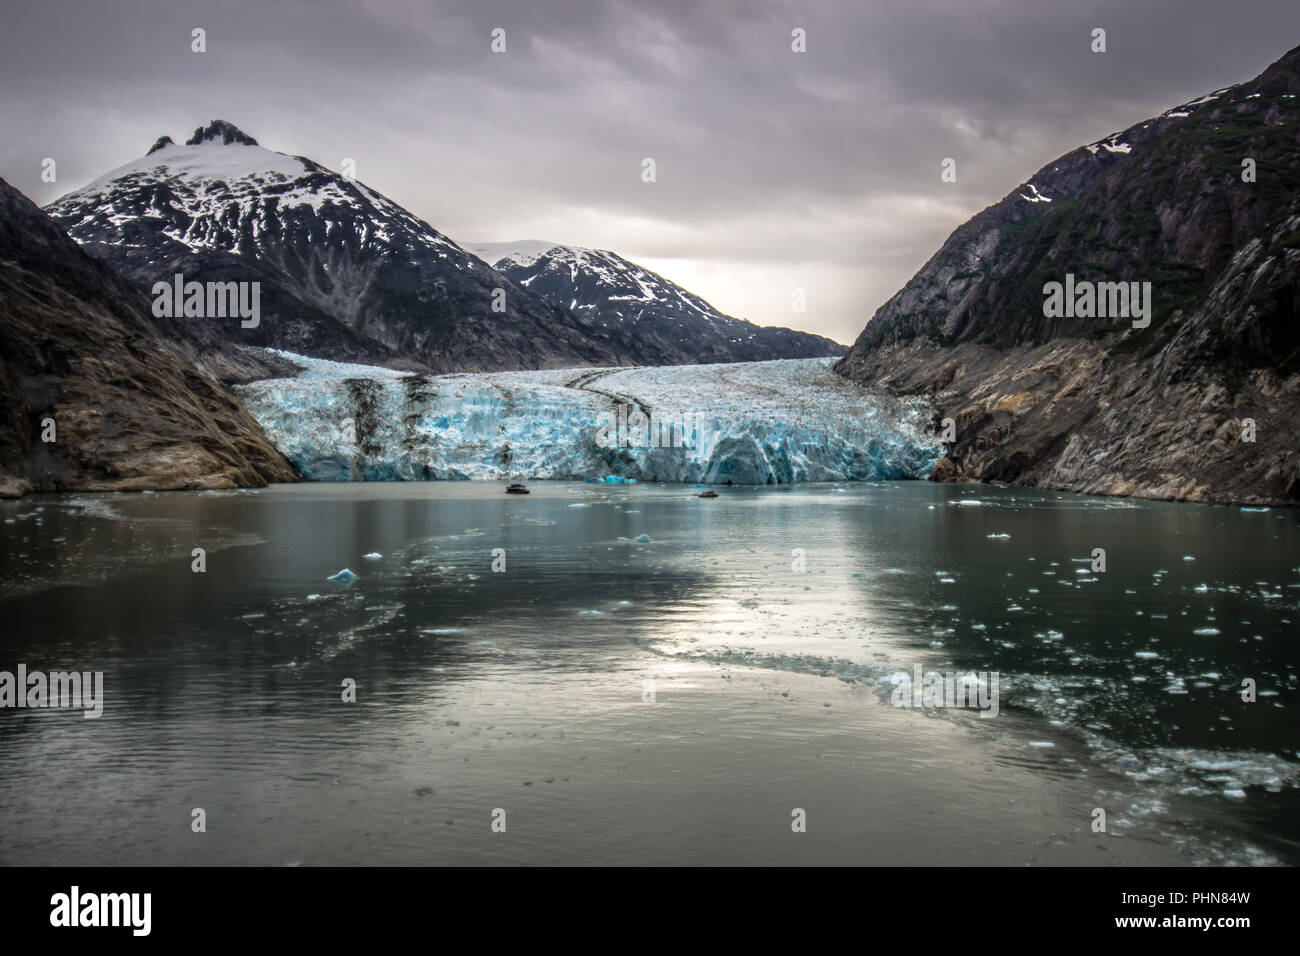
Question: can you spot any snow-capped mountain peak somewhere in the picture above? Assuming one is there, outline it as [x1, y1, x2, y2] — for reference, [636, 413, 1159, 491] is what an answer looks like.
[466, 239, 568, 268]
[62, 121, 318, 210]
[475, 240, 845, 363]
[473, 240, 726, 320]
[44, 122, 623, 372]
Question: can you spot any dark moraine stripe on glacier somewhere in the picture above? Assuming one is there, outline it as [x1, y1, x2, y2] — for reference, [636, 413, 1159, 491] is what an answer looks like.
[234, 352, 943, 484]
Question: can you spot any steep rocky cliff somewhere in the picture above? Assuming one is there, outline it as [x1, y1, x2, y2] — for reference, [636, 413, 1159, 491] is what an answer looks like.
[836, 44, 1300, 505]
[0, 177, 298, 497]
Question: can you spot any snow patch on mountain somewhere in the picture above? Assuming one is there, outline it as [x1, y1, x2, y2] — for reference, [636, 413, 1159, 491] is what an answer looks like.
[49, 126, 464, 263]
[75, 141, 308, 198]
[1019, 182, 1053, 203]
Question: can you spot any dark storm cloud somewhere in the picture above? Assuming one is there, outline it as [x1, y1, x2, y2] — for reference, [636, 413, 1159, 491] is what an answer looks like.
[2, 0, 1298, 342]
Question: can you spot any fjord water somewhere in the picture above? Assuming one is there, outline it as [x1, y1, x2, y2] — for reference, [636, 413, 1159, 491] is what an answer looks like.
[0, 481, 1295, 866]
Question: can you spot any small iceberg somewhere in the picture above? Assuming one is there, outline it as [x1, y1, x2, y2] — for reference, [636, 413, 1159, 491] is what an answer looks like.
[328, 568, 358, 584]
[363, 552, 383, 560]
[635, 533, 651, 543]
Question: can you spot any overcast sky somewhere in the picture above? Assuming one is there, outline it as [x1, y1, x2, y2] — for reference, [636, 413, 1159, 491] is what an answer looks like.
[3, 0, 1299, 344]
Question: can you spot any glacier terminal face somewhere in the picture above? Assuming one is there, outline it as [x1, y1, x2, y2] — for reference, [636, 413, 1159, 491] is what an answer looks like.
[235, 352, 942, 484]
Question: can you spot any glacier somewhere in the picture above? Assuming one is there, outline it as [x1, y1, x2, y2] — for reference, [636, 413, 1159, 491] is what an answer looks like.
[234, 351, 943, 484]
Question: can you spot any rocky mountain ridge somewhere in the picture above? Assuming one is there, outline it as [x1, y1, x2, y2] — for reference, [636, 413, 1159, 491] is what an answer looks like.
[471, 241, 845, 364]
[836, 44, 1300, 505]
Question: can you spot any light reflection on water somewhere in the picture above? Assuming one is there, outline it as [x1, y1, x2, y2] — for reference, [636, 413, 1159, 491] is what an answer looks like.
[0, 481, 1296, 865]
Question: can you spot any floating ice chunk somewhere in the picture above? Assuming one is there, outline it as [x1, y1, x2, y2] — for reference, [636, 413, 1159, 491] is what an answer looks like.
[1182, 555, 1196, 561]
[1028, 741, 1056, 749]
[1223, 789, 1247, 800]
[1135, 650, 1159, 659]
[363, 552, 383, 560]
[328, 568, 358, 583]
[1193, 627, 1221, 636]
[579, 609, 603, 616]
[634, 534, 651, 543]
[987, 533, 1011, 539]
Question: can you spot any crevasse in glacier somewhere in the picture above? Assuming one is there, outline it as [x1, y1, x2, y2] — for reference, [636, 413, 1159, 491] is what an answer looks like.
[234, 351, 943, 484]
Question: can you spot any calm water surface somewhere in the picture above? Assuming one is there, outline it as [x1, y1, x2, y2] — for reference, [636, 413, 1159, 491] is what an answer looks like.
[0, 481, 1296, 865]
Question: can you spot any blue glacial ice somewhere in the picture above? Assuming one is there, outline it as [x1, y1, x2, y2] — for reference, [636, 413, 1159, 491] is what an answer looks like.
[234, 351, 943, 484]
